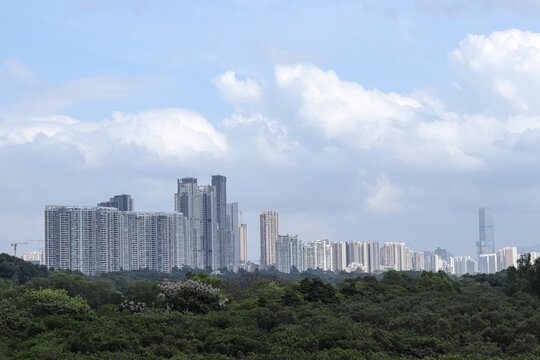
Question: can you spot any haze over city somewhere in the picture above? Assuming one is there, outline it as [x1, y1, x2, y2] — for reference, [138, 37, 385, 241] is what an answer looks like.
[3, 1, 540, 261]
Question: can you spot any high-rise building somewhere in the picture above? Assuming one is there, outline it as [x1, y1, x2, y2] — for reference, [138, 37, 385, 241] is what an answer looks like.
[477, 207, 495, 258]
[431, 254, 444, 272]
[413, 251, 425, 271]
[380, 242, 406, 271]
[331, 242, 347, 272]
[175, 178, 202, 267]
[45, 206, 188, 275]
[275, 234, 304, 273]
[212, 175, 227, 268]
[200, 185, 219, 270]
[211, 175, 227, 230]
[239, 223, 247, 264]
[453, 255, 476, 275]
[175, 178, 221, 270]
[344, 240, 379, 273]
[496, 247, 517, 271]
[225, 202, 240, 267]
[478, 253, 497, 273]
[260, 210, 279, 268]
[98, 194, 133, 211]
[434, 247, 450, 262]
[304, 239, 332, 271]
[404, 247, 413, 271]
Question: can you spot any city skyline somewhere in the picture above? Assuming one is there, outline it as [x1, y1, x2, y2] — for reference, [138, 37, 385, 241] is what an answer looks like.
[40, 173, 538, 274]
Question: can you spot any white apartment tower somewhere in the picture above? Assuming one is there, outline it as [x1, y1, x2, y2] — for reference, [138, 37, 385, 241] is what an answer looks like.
[331, 242, 347, 272]
[45, 206, 188, 275]
[275, 234, 304, 273]
[239, 223, 247, 263]
[496, 247, 518, 271]
[260, 210, 279, 268]
[380, 242, 406, 271]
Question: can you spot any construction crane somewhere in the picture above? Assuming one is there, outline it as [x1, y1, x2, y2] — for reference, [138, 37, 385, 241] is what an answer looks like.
[10, 242, 27, 257]
[10, 240, 44, 257]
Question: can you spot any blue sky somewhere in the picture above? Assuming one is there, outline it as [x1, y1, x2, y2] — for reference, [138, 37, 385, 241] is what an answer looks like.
[2, 1, 540, 260]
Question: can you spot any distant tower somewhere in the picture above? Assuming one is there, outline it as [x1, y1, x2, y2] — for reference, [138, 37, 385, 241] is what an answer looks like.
[239, 223, 247, 263]
[477, 207, 495, 258]
[98, 194, 133, 211]
[211, 175, 227, 230]
[259, 210, 279, 267]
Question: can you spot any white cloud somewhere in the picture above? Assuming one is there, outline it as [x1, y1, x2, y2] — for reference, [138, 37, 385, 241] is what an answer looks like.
[222, 113, 286, 136]
[103, 109, 228, 161]
[271, 64, 491, 169]
[449, 29, 540, 112]
[212, 71, 262, 106]
[0, 58, 34, 82]
[0, 108, 228, 164]
[275, 64, 421, 148]
[364, 175, 403, 214]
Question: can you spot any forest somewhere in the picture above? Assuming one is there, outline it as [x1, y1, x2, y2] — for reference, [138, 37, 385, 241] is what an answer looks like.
[0, 253, 539, 359]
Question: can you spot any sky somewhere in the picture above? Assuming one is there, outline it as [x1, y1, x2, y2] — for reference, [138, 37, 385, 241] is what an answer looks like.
[2, 0, 540, 261]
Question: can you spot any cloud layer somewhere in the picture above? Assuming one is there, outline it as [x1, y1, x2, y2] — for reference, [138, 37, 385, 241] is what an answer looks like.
[4, 28, 540, 257]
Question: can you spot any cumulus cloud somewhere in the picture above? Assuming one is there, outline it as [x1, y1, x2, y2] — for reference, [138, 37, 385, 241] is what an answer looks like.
[364, 175, 403, 214]
[212, 71, 262, 106]
[450, 29, 540, 112]
[275, 64, 421, 147]
[0, 108, 228, 164]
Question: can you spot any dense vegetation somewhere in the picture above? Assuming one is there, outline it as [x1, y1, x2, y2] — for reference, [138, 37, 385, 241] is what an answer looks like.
[1, 252, 539, 359]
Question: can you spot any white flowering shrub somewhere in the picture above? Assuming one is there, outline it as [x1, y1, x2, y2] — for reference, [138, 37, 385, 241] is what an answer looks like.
[120, 299, 147, 314]
[157, 279, 228, 314]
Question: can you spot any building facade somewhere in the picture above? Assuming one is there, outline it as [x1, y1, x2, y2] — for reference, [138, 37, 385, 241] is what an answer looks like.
[239, 223, 247, 263]
[496, 247, 517, 271]
[478, 207, 495, 258]
[45, 206, 188, 275]
[260, 210, 279, 268]
[98, 194, 134, 211]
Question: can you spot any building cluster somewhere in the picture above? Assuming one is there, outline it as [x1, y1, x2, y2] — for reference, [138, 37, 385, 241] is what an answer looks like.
[41, 186, 540, 276]
[261, 207, 539, 275]
[45, 176, 249, 275]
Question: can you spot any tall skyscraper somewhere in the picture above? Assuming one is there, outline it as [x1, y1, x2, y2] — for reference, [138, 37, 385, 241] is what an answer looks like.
[212, 175, 227, 269]
[211, 175, 227, 229]
[200, 185, 219, 270]
[225, 202, 240, 267]
[239, 223, 247, 263]
[260, 210, 279, 267]
[175, 178, 203, 268]
[477, 207, 495, 258]
[175, 178, 220, 270]
[98, 194, 134, 211]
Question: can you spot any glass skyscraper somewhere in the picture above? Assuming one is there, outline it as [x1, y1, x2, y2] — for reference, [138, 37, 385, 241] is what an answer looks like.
[477, 207, 495, 258]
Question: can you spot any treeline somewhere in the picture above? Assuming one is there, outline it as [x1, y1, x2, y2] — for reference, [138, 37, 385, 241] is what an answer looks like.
[0, 253, 539, 359]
